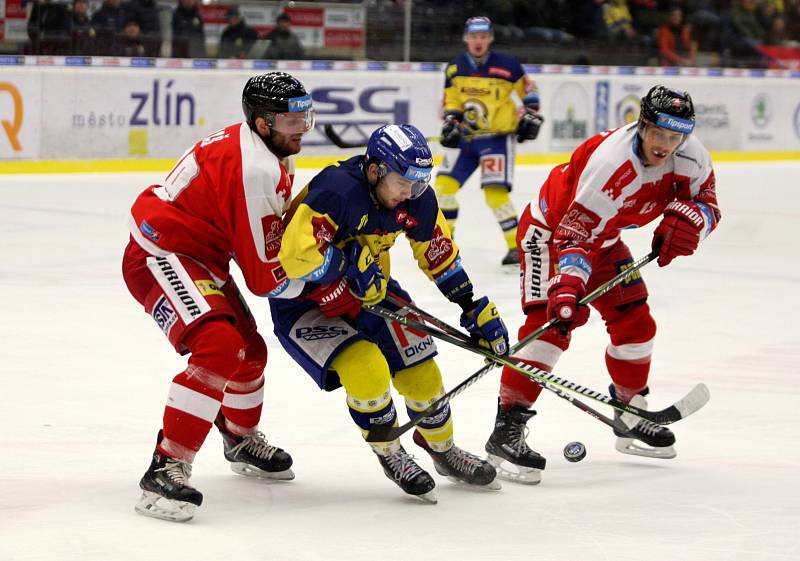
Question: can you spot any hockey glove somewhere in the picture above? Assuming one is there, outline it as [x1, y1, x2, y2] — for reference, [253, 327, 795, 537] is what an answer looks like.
[547, 273, 590, 333]
[345, 243, 387, 305]
[307, 277, 361, 319]
[653, 201, 704, 267]
[440, 111, 465, 149]
[516, 110, 544, 143]
[460, 296, 509, 356]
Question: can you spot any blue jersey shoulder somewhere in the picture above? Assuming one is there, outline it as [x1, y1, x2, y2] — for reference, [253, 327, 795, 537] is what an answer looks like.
[448, 51, 524, 81]
[305, 156, 371, 234]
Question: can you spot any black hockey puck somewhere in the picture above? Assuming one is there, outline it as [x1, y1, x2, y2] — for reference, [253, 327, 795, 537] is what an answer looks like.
[563, 441, 586, 462]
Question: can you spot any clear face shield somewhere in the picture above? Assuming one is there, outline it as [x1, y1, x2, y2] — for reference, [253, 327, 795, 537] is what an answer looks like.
[377, 163, 431, 200]
[269, 94, 315, 134]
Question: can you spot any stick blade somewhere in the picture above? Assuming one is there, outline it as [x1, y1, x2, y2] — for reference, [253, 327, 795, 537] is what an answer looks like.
[674, 382, 711, 419]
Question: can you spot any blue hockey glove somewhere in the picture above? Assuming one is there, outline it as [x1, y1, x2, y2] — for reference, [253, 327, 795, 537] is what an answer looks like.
[460, 296, 509, 356]
[345, 244, 387, 305]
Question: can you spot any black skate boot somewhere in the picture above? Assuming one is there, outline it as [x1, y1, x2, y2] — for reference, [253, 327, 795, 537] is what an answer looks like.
[215, 413, 294, 480]
[611, 385, 676, 459]
[501, 248, 520, 266]
[135, 432, 203, 523]
[485, 399, 547, 484]
[375, 446, 437, 504]
[413, 430, 500, 490]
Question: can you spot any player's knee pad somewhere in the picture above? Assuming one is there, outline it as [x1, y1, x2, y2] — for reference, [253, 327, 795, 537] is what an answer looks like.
[435, 176, 461, 223]
[435, 175, 461, 197]
[184, 319, 246, 386]
[393, 360, 443, 404]
[484, 184, 515, 215]
[601, 299, 657, 346]
[332, 339, 391, 400]
[236, 331, 267, 381]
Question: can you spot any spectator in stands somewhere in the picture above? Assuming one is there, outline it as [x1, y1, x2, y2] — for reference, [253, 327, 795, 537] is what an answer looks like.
[171, 0, 206, 58]
[605, 0, 638, 42]
[522, 0, 575, 43]
[91, 0, 128, 54]
[765, 14, 789, 44]
[70, 0, 95, 55]
[683, 0, 725, 52]
[725, 0, 767, 62]
[730, 0, 767, 44]
[115, 17, 146, 57]
[219, 5, 258, 59]
[27, 0, 71, 54]
[127, 0, 162, 57]
[567, 0, 609, 39]
[658, 6, 697, 66]
[264, 12, 304, 60]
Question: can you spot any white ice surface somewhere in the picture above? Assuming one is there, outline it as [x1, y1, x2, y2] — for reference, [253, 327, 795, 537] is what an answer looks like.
[1, 162, 799, 561]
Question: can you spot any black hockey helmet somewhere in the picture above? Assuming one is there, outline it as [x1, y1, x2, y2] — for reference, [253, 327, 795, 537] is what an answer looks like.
[241, 72, 312, 128]
[639, 85, 695, 135]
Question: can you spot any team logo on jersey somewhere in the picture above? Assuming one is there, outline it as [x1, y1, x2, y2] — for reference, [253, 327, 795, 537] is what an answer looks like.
[152, 295, 178, 335]
[272, 265, 287, 284]
[311, 215, 336, 244]
[294, 325, 349, 341]
[262, 215, 284, 260]
[139, 220, 161, 242]
[424, 225, 454, 269]
[395, 209, 418, 230]
[556, 205, 599, 241]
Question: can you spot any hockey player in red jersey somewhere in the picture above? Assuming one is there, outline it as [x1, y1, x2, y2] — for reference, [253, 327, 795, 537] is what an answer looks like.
[122, 72, 314, 522]
[485, 85, 721, 484]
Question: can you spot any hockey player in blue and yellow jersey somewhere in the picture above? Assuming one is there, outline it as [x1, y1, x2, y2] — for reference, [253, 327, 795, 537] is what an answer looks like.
[435, 16, 544, 266]
[271, 124, 509, 502]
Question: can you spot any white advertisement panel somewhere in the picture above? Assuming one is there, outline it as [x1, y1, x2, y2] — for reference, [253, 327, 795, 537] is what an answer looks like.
[0, 69, 42, 159]
[31, 68, 442, 159]
[2, 65, 799, 161]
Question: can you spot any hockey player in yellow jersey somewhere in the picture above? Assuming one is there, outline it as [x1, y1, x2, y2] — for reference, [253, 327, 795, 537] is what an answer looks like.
[270, 124, 507, 502]
[435, 16, 544, 266]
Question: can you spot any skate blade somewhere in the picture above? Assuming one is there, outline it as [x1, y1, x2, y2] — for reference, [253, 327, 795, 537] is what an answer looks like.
[615, 437, 677, 459]
[412, 490, 438, 504]
[487, 454, 541, 485]
[134, 491, 197, 523]
[230, 463, 295, 480]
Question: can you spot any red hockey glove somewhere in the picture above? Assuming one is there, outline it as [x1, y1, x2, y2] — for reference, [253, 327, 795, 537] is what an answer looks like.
[547, 273, 590, 333]
[307, 277, 361, 319]
[653, 201, 704, 267]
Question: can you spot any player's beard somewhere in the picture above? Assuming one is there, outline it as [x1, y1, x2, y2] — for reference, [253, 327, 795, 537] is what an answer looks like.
[263, 130, 302, 159]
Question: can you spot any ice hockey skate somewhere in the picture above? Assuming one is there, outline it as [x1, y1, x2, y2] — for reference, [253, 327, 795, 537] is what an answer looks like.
[611, 386, 677, 459]
[375, 446, 437, 504]
[135, 439, 203, 523]
[215, 413, 295, 480]
[485, 400, 546, 484]
[501, 248, 520, 266]
[413, 430, 501, 490]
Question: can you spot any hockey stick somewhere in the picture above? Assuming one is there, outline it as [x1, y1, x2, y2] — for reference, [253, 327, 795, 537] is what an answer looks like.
[361, 248, 662, 442]
[365, 304, 710, 435]
[384, 294, 626, 431]
[322, 123, 514, 149]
